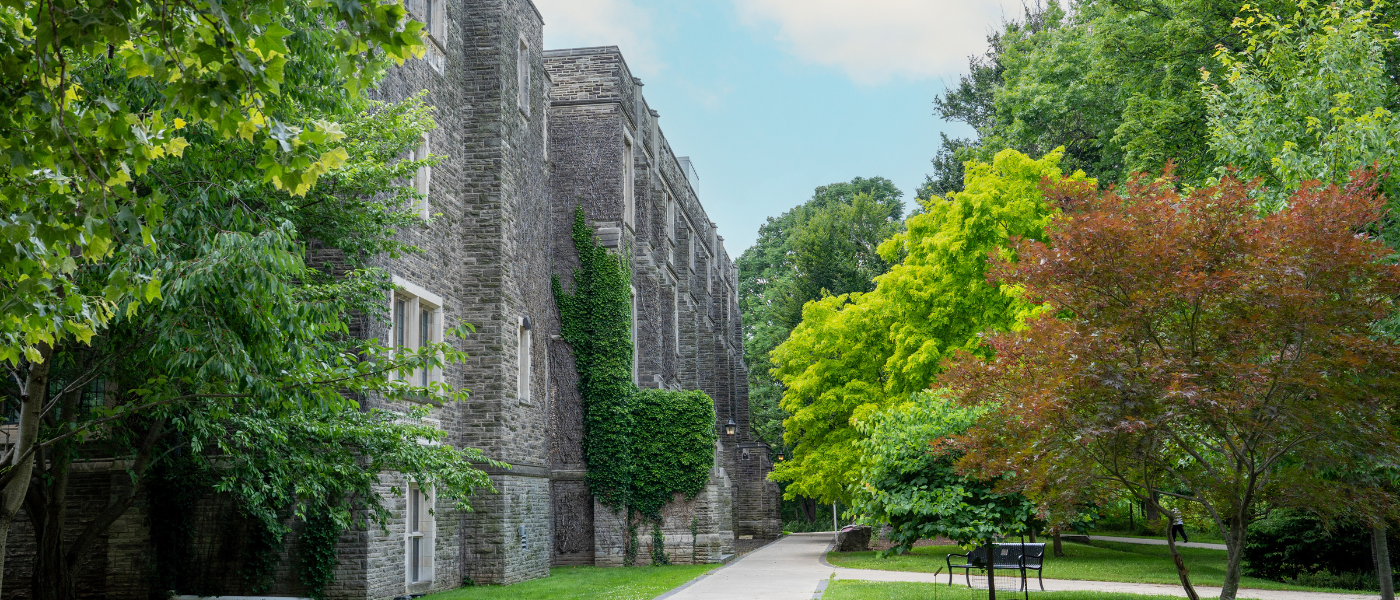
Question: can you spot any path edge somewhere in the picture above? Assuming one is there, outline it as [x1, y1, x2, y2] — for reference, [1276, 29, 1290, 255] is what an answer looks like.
[652, 535, 792, 600]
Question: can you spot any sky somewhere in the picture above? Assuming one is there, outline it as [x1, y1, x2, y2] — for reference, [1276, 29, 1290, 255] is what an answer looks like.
[533, 0, 1023, 254]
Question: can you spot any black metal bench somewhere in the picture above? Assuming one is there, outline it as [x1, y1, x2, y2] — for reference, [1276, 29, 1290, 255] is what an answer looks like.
[946, 542, 1046, 591]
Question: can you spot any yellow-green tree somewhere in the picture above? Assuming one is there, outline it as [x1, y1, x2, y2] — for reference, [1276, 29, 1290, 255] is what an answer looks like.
[769, 148, 1091, 503]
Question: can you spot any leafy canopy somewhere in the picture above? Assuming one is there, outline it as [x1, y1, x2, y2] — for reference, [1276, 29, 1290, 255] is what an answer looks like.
[0, 0, 424, 366]
[945, 171, 1400, 600]
[738, 177, 904, 450]
[1205, 0, 1400, 211]
[851, 391, 1035, 553]
[769, 149, 1089, 504]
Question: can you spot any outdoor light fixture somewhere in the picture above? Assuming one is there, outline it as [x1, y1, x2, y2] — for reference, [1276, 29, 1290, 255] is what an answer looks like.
[724, 418, 736, 436]
[776, 449, 785, 461]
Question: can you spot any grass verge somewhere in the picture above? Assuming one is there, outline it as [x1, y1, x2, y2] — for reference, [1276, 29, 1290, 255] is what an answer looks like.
[824, 541, 1358, 593]
[825, 580, 1187, 600]
[420, 564, 721, 600]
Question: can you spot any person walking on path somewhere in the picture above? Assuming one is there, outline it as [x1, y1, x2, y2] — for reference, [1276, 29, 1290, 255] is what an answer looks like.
[1170, 512, 1190, 543]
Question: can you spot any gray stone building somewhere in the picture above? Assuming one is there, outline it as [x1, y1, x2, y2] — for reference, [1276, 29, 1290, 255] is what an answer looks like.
[340, 3, 781, 595]
[0, 1, 776, 599]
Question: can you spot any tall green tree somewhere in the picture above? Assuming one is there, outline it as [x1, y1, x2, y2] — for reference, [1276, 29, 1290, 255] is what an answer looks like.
[1205, 0, 1400, 211]
[1, 8, 500, 598]
[737, 177, 904, 451]
[768, 149, 1089, 504]
[0, 3, 427, 593]
[932, 0, 1296, 192]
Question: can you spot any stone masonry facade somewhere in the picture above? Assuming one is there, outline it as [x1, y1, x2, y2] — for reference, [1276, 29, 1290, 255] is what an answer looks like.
[0, 1, 776, 599]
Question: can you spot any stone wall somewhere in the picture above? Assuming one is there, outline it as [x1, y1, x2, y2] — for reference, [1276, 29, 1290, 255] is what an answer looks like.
[543, 45, 773, 569]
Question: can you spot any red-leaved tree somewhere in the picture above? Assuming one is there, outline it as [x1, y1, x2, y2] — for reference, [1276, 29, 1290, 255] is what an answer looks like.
[944, 172, 1400, 600]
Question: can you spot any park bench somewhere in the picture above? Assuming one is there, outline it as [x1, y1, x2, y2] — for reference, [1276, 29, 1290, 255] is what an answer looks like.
[946, 542, 1046, 591]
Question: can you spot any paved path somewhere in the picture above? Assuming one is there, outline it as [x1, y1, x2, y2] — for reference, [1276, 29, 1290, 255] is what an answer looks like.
[656, 533, 1377, 600]
[1088, 535, 1228, 551]
[659, 533, 837, 600]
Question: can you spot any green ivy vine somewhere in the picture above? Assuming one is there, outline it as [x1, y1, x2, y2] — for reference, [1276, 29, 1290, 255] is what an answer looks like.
[299, 504, 341, 598]
[554, 206, 719, 564]
[554, 205, 637, 511]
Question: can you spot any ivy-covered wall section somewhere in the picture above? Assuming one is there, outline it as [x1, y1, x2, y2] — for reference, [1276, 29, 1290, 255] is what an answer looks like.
[554, 206, 637, 511]
[554, 207, 719, 564]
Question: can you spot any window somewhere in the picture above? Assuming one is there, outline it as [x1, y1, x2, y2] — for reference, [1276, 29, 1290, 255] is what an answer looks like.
[666, 195, 675, 241]
[406, 484, 435, 586]
[517, 316, 532, 403]
[389, 277, 444, 387]
[673, 287, 679, 356]
[687, 236, 695, 273]
[407, 0, 445, 72]
[708, 231, 716, 288]
[517, 37, 531, 114]
[411, 136, 431, 220]
[426, 0, 442, 41]
[622, 135, 635, 229]
[630, 286, 638, 384]
[44, 378, 105, 420]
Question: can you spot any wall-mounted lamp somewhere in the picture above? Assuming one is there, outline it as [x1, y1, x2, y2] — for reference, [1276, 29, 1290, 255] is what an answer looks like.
[724, 418, 736, 436]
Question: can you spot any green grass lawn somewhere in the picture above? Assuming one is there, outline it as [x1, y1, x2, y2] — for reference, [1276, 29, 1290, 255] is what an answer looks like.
[420, 564, 721, 600]
[825, 580, 1186, 600]
[824, 540, 1355, 594]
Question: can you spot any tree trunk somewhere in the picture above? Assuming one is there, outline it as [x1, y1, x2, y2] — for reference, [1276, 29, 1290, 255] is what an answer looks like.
[1145, 493, 1159, 523]
[29, 385, 79, 600]
[1374, 524, 1394, 600]
[1053, 530, 1064, 558]
[1218, 518, 1246, 600]
[1164, 516, 1201, 600]
[987, 541, 997, 600]
[0, 344, 54, 598]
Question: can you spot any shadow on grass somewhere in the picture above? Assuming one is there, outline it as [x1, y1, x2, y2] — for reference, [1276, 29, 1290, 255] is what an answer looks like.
[825, 580, 1189, 600]
[823, 541, 1360, 594]
[420, 564, 721, 600]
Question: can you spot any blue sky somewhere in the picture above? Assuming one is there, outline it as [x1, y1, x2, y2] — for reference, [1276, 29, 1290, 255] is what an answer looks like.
[534, 0, 1019, 253]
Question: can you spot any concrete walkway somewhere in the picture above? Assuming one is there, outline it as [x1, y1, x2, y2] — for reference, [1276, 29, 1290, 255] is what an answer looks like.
[659, 533, 838, 600]
[655, 533, 1377, 600]
[1088, 535, 1228, 551]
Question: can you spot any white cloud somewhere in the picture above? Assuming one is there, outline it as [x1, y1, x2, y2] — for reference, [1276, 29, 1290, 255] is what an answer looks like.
[533, 0, 663, 76]
[735, 0, 1019, 84]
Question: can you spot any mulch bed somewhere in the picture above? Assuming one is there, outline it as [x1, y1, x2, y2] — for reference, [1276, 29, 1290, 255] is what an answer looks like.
[735, 537, 775, 556]
[868, 536, 956, 552]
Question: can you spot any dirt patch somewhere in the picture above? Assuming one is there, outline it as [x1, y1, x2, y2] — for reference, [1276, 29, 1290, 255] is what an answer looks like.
[869, 536, 956, 552]
[735, 536, 779, 556]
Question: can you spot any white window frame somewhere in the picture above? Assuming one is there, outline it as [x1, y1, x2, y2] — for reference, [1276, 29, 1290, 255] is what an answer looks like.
[407, 0, 445, 73]
[622, 132, 635, 230]
[666, 194, 675, 242]
[630, 285, 638, 384]
[412, 135, 431, 220]
[389, 277, 445, 388]
[517, 36, 531, 114]
[517, 316, 532, 403]
[405, 483, 436, 587]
